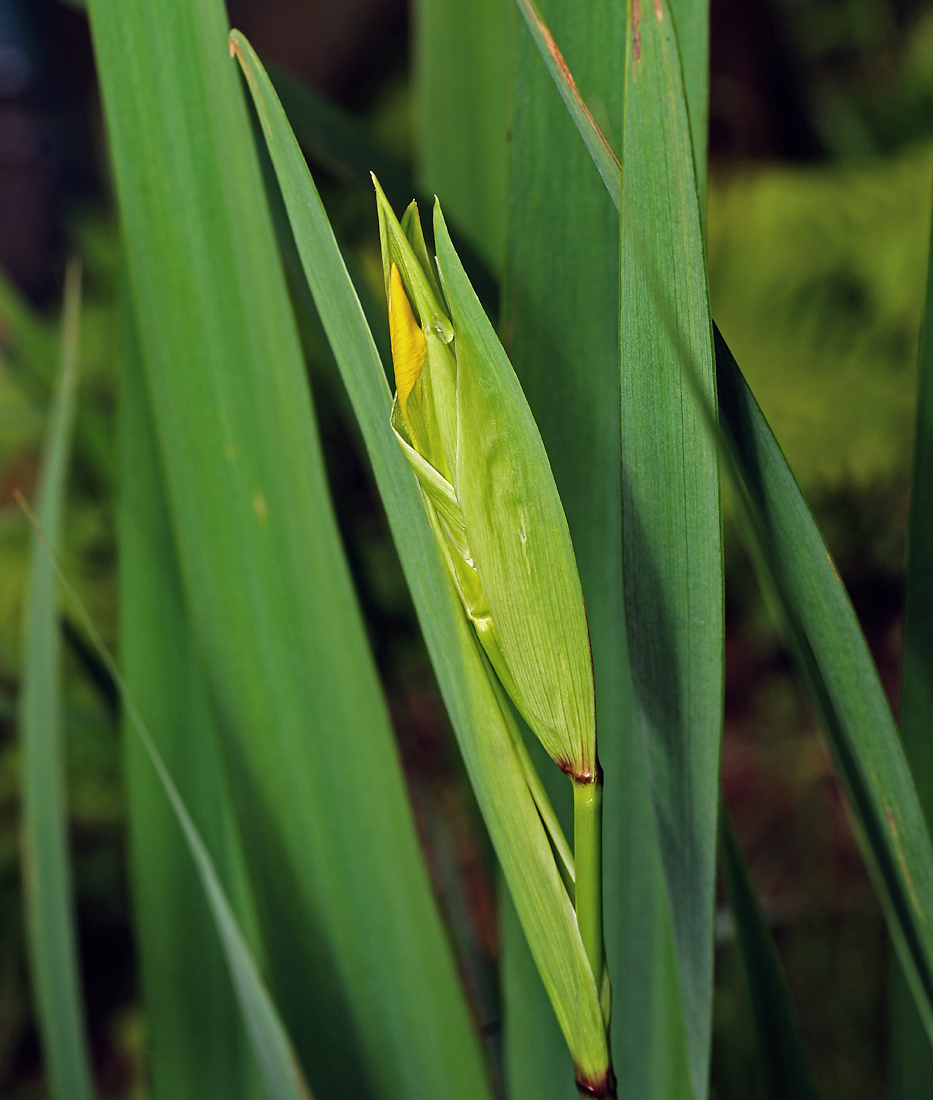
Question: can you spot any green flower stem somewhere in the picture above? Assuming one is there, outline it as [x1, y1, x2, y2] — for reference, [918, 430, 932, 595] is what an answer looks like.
[573, 769, 605, 1001]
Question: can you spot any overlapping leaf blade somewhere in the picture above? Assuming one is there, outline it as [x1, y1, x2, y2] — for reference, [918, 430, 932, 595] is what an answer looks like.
[715, 330, 933, 1042]
[87, 3, 490, 1097]
[38, 530, 315, 1100]
[665, 0, 707, 201]
[888, 179, 933, 1099]
[18, 262, 96, 1100]
[413, 0, 512, 271]
[505, 4, 691, 1096]
[231, 32, 610, 1086]
[720, 806, 819, 1100]
[619, 4, 723, 1095]
[119, 296, 264, 1100]
[513, 0, 622, 207]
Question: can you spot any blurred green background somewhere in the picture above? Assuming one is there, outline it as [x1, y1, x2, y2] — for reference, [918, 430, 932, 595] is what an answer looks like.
[1, 0, 932, 1096]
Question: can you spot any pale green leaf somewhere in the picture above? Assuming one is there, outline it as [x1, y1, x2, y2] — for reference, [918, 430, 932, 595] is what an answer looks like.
[18, 261, 96, 1100]
[120, 292, 264, 1100]
[25, 530, 315, 1100]
[433, 202, 597, 781]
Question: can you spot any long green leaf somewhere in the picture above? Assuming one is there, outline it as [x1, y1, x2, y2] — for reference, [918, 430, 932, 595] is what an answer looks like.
[714, 330, 933, 1044]
[21, 511, 314, 1100]
[119, 292, 264, 1100]
[665, 0, 707, 202]
[232, 32, 612, 1089]
[18, 260, 96, 1100]
[87, 3, 489, 1097]
[889, 178, 933, 1099]
[132, 712, 312, 1100]
[619, 4, 723, 1096]
[505, 5, 691, 1098]
[720, 805, 818, 1100]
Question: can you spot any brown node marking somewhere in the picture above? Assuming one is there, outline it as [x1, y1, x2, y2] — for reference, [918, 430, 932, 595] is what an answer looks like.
[567, 758, 602, 786]
[576, 1065, 617, 1099]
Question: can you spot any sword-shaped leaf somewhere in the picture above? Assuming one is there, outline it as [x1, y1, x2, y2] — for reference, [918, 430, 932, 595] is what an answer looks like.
[888, 177, 933, 1099]
[120, 295, 264, 1100]
[505, 4, 692, 1097]
[720, 805, 819, 1100]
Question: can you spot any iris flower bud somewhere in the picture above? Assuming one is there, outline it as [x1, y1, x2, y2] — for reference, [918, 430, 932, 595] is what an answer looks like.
[374, 178, 597, 785]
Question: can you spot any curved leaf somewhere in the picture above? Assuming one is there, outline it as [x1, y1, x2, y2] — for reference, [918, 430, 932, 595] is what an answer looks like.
[18, 261, 96, 1100]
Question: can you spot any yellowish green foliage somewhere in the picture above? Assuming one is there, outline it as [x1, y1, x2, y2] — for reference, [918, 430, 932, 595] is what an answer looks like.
[375, 180, 597, 782]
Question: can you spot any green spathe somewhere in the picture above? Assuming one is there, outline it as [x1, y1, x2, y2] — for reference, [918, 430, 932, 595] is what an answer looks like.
[375, 179, 597, 783]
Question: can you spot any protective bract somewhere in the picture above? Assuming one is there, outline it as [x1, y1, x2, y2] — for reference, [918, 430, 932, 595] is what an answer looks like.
[375, 179, 596, 781]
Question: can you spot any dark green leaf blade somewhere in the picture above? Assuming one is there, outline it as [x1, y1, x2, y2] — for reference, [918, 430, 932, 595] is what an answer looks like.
[414, 0, 513, 270]
[505, 4, 691, 1097]
[720, 805, 819, 1100]
[18, 261, 96, 1100]
[666, 0, 707, 202]
[513, 0, 622, 208]
[619, 3, 723, 1096]
[889, 179, 933, 1099]
[119, 293, 264, 1100]
[714, 328, 933, 1045]
[87, 3, 490, 1096]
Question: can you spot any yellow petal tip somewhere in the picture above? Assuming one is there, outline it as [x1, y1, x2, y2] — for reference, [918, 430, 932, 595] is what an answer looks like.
[388, 263, 426, 414]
